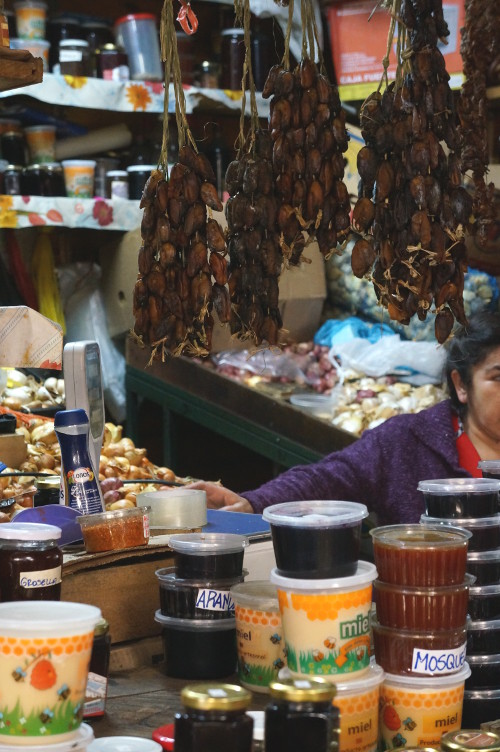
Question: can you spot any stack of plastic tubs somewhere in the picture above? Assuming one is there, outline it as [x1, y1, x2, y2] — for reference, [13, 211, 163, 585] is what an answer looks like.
[154, 532, 248, 679]
[418, 477, 500, 727]
[371, 522, 473, 749]
[264, 501, 385, 752]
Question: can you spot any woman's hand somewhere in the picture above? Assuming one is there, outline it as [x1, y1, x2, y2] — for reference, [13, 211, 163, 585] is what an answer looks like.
[186, 481, 254, 513]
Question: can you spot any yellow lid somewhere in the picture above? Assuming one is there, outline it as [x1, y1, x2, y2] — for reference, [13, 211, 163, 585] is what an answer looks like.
[441, 731, 500, 752]
[268, 676, 336, 703]
[181, 683, 251, 711]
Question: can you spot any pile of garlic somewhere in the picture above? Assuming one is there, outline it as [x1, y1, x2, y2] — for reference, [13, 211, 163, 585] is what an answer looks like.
[0, 369, 65, 412]
[331, 375, 447, 436]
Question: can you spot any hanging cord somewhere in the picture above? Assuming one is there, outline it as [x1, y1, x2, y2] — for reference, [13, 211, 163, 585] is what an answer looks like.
[377, 0, 400, 92]
[283, 0, 294, 70]
[160, 0, 197, 161]
[235, 0, 260, 157]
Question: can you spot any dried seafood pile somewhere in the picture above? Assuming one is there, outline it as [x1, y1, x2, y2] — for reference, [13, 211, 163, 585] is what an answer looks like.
[457, 0, 498, 248]
[262, 0, 351, 262]
[133, 0, 228, 357]
[350, 0, 471, 343]
[224, 0, 350, 346]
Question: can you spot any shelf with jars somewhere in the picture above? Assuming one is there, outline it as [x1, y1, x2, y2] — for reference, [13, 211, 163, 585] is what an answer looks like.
[0, 72, 270, 117]
[0, 193, 141, 230]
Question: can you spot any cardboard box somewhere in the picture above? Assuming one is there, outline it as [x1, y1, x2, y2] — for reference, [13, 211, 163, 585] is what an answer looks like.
[327, 0, 465, 101]
[61, 543, 174, 644]
[100, 209, 327, 347]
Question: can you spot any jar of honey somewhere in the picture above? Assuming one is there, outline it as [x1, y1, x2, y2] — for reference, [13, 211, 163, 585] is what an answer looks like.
[174, 683, 253, 752]
[265, 676, 339, 752]
[0, 522, 62, 602]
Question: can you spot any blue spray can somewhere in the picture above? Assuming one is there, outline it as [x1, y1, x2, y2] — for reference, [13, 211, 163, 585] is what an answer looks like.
[54, 408, 104, 514]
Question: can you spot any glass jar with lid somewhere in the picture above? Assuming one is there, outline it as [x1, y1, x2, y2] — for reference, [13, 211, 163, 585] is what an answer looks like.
[174, 683, 253, 752]
[96, 43, 129, 82]
[34, 475, 61, 506]
[0, 522, 63, 603]
[265, 676, 339, 752]
[84, 617, 111, 718]
[59, 39, 91, 76]
[105, 169, 129, 199]
[220, 28, 245, 90]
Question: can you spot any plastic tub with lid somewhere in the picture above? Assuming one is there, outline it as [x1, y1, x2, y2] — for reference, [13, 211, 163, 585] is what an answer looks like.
[113, 13, 162, 81]
[379, 664, 470, 749]
[154, 610, 237, 679]
[168, 532, 248, 579]
[417, 478, 500, 518]
[136, 488, 207, 536]
[420, 512, 500, 552]
[156, 566, 246, 620]
[263, 500, 368, 579]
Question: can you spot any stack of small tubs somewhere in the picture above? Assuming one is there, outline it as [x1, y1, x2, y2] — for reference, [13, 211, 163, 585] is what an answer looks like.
[154, 533, 248, 679]
[419, 476, 500, 726]
[371, 522, 473, 749]
[263, 501, 384, 752]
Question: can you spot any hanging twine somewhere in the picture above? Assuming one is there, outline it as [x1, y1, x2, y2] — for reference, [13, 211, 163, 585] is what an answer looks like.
[235, 0, 260, 157]
[283, 0, 294, 70]
[159, 0, 197, 169]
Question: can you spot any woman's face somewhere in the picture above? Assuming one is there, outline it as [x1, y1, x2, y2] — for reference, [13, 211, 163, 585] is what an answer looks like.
[452, 345, 500, 440]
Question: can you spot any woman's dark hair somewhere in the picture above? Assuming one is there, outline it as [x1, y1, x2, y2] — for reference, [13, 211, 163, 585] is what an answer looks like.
[446, 311, 500, 413]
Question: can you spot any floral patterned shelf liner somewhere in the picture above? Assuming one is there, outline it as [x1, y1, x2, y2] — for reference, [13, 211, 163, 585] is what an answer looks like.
[0, 73, 269, 116]
[0, 194, 142, 230]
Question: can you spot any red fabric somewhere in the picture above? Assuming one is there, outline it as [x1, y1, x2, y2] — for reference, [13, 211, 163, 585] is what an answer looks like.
[452, 413, 482, 477]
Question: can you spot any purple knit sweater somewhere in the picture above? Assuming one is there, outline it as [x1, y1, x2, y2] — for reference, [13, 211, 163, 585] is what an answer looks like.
[242, 399, 471, 525]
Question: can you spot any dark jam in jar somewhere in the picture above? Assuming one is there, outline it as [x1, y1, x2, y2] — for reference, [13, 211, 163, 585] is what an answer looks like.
[174, 683, 253, 752]
[34, 475, 61, 506]
[0, 522, 62, 602]
[84, 617, 111, 718]
[265, 676, 339, 752]
[220, 28, 245, 90]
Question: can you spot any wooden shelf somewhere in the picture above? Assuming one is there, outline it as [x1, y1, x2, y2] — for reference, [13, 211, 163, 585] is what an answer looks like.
[0, 46, 43, 93]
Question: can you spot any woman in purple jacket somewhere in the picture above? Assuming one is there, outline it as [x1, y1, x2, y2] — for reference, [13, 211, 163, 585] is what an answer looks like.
[190, 311, 500, 524]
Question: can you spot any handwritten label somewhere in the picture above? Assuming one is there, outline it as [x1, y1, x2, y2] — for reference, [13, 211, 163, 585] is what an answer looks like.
[195, 589, 234, 612]
[412, 644, 467, 675]
[20, 566, 62, 589]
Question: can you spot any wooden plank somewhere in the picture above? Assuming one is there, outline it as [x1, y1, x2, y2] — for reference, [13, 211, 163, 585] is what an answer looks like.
[0, 47, 43, 92]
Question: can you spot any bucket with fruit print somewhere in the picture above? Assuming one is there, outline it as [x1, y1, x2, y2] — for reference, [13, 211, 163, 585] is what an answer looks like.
[0, 601, 101, 744]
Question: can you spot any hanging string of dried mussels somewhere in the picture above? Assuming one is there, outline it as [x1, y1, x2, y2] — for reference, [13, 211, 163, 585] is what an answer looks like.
[223, 0, 283, 345]
[133, 0, 227, 358]
[262, 0, 351, 263]
[457, 0, 497, 249]
[350, 0, 471, 344]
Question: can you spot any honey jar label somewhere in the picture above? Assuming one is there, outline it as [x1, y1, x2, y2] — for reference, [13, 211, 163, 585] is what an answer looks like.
[335, 687, 380, 752]
[20, 566, 62, 589]
[277, 585, 372, 677]
[235, 605, 285, 689]
[195, 589, 235, 612]
[380, 681, 465, 750]
[411, 644, 467, 675]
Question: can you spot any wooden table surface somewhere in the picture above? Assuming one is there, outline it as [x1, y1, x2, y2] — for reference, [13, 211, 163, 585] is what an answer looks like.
[89, 665, 269, 740]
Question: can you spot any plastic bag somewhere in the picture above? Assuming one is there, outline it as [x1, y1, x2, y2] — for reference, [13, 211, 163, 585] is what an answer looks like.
[211, 349, 307, 383]
[58, 263, 126, 422]
[332, 334, 446, 385]
[314, 316, 396, 347]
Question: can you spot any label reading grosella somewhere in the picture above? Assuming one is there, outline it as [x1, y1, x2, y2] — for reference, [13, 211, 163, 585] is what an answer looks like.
[20, 566, 62, 589]
[195, 589, 235, 612]
[411, 644, 467, 674]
